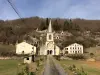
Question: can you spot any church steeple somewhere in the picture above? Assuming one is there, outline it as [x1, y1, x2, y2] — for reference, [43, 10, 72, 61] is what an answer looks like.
[48, 20, 52, 33]
[46, 20, 54, 42]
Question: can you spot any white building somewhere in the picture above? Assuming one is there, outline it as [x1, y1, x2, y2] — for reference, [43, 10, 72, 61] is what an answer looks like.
[40, 20, 60, 55]
[63, 43, 83, 54]
[16, 41, 36, 55]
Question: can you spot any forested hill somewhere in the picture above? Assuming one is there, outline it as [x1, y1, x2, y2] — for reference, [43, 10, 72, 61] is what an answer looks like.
[0, 16, 100, 45]
[1, 17, 100, 30]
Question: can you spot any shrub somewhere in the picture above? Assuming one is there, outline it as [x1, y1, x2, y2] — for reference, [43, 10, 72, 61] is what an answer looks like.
[68, 65, 87, 75]
[90, 53, 94, 58]
[67, 54, 85, 60]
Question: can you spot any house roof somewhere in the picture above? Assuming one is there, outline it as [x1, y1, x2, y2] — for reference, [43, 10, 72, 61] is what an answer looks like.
[16, 41, 36, 48]
[65, 43, 83, 47]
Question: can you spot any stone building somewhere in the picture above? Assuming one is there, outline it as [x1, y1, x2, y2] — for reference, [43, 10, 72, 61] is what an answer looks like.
[63, 43, 83, 54]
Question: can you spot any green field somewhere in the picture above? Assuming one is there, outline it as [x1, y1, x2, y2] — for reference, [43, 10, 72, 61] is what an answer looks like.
[0, 59, 21, 75]
[59, 60, 100, 75]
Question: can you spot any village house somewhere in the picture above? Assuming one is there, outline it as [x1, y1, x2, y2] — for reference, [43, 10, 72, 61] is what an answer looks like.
[16, 41, 36, 64]
[63, 43, 83, 54]
[54, 31, 72, 41]
[16, 41, 36, 55]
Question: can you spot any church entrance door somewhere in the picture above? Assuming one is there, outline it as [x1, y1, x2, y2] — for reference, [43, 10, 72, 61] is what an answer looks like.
[47, 50, 49, 55]
[50, 50, 52, 54]
[47, 50, 53, 55]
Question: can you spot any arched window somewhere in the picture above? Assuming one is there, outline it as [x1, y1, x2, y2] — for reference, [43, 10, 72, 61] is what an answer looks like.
[49, 35, 51, 40]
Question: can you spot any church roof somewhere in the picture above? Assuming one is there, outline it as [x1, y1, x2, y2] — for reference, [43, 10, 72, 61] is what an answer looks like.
[48, 20, 52, 33]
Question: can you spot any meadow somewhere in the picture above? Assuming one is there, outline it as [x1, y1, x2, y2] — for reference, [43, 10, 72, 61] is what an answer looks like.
[0, 59, 21, 75]
[59, 60, 100, 75]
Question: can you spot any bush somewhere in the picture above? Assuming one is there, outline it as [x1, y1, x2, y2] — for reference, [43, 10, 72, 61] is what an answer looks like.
[17, 63, 29, 75]
[53, 55, 60, 61]
[67, 54, 85, 60]
[68, 65, 87, 75]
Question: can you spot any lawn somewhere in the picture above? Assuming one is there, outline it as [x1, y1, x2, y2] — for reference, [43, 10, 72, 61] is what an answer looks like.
[0, 59, 22, 75]
[59, 60, 100, 75]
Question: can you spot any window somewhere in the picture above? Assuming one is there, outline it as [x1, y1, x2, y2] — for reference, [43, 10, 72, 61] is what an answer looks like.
[70, 47, 72, 49]
[27, 57, 29, 60]
[66, 48, 68, 50]
[75, 51, 77, 54]
[32, 47, 34, 50]
[65, 51, 68, 54]
[56, 36, 59, 39]
[78, 47, 79, 50]
[22, 51, 24, 54]
[31, 51, 34, 54]
[49, 35, 51, 40]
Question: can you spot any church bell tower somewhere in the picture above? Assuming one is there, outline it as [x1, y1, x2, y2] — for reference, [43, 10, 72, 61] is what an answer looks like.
[46, 20, 54, 42]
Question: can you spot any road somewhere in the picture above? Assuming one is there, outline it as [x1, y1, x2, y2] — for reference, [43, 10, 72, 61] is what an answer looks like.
[43, 55, 67, 75]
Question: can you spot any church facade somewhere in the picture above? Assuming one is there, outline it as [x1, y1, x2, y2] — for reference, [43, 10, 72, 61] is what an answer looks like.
[40, 20, 60, 55]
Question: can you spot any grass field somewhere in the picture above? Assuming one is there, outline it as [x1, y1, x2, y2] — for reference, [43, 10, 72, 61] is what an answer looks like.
[0, 59, 22, 75]
[85, 46, 100, 60]
[59, 60, 100, 75]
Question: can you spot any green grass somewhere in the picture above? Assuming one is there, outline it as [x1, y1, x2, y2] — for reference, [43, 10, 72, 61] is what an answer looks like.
[0, 59, 22, 75]
[59, 60, 100, 75]
[0, 44, 15, 53]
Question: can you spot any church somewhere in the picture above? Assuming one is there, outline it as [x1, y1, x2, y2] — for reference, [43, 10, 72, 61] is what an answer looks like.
[40, 20, 60, 55]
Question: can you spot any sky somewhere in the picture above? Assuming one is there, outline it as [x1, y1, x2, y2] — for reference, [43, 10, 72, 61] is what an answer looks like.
[0, 0, 100, 20]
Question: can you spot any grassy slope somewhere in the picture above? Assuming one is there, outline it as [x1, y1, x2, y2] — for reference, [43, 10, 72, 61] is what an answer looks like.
[59, 60, 100, 75]
[0, 59, 22, 75]
[0, 44, 15, 52]
[85, 46, 100, 59]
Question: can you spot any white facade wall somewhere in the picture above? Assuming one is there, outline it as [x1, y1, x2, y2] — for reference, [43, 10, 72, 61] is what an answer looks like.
[63, 43, 83, 54]
[40, 45, 60, 55]
[16, 42, 36, 55]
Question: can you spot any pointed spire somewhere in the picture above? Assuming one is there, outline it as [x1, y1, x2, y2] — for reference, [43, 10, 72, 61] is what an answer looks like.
[48, 20, 52, 32]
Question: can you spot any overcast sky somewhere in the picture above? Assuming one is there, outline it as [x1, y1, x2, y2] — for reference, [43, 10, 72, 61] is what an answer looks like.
[0, 0, 100, 20]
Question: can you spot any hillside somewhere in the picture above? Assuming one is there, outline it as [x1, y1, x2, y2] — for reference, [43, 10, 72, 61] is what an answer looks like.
[3, 17, 100, 30]
[0, 17, 100, 45]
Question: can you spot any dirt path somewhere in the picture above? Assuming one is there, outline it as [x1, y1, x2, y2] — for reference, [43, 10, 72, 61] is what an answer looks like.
[43, 55, 67, 75]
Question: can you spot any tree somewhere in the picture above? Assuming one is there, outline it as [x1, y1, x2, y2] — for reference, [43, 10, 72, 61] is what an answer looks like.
[53, 19, 61, 31]
[73, 24, 80, 31]
[90, 53, 94, 58]
[63, 20, 72, 31]
[39, 21, 46, 30]
[46, 18, 49, 29]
